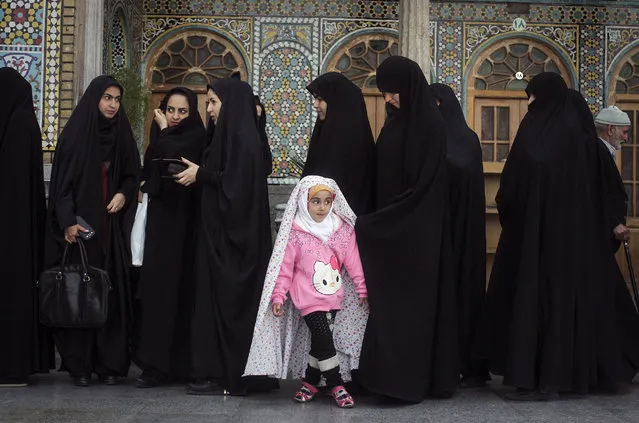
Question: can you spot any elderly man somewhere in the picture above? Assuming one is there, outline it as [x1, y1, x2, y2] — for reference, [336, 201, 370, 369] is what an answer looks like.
[595, 106, 632, 251]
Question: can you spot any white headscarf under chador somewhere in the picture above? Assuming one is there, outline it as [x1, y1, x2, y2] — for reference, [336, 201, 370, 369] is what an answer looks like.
[243, 175, 369, 381]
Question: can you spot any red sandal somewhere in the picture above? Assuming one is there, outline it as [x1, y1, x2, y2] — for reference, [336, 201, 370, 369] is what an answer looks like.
[331, 385, 355, 408]
[294, 381, 319, 403]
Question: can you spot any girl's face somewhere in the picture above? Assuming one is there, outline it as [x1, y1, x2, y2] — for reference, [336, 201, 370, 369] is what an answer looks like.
[206, 89, 222, 124]
[308, 190, 333, 223]
[166, 94, 190, 127]
[98, 86, 121, 119]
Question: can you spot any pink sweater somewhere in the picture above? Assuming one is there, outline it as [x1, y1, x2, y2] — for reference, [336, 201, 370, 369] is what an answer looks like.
[271, 219, 367, 316]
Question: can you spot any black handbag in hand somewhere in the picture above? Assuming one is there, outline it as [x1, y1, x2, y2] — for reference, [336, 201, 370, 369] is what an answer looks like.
[38, 239, 112, 328]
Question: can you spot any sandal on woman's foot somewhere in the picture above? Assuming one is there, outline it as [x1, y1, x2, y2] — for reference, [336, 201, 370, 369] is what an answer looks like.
[294, 382, 319, 403]
[331, 385, 355, 408]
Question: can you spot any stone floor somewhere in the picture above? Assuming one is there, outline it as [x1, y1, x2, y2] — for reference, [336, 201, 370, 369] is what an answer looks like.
[1, 371, 639, 423]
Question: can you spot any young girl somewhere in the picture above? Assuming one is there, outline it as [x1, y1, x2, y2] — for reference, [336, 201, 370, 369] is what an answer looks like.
[244, 175, 369, 408]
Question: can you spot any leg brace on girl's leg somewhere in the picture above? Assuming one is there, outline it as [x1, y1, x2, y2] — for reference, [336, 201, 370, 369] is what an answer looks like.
[303, 355, 322, 385]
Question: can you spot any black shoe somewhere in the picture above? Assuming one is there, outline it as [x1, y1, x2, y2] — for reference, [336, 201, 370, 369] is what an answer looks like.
[459, 375, 488, 389]
[505, 388, 551, 402]
[187, 379, 230, 396]
[98, 375, 118, 386]
[73, 375, 90, 387]
[136, 373, 162, 388]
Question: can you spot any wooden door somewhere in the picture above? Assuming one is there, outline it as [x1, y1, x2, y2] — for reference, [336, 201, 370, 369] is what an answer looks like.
[466, 37, 574, 285]
[363, 93, 386, 141]
[614, 101, 639, 297]
[472, 97, 528, 164]
[469, 93, 528, 283]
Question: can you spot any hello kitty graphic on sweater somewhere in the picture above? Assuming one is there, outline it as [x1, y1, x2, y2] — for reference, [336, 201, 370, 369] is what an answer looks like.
[271, 217, 367, 316]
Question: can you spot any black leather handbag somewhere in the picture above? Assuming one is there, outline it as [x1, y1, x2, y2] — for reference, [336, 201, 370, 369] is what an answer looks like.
[38, 239, 112, 328]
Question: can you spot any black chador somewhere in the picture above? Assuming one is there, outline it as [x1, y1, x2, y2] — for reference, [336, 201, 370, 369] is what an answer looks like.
[189, 78, 274, 395]
[134, 87, 207, 384]
[355, 57, 459, 402]
[473, 74, 639, 400]
[431, 83, 487, 386]
[44, 76, 140, 384]
[0, 67, 54, 384]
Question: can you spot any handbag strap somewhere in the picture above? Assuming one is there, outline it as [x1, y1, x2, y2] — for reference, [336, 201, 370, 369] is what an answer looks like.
[77, 239, 91, 281]
[57, 243, 72, 279]
[57, 239, 91, 281]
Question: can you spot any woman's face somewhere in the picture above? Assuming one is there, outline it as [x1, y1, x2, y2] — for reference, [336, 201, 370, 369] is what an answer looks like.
[206, 89, 222, 124]
[98, 86, 121, 119]
[166, 94, 190, 127]
[313, 97, 328, 121]
[256, 104, 263, 117]
[383, 92, 400, 109]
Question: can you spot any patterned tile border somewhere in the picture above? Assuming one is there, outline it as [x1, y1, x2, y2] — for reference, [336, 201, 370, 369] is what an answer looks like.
[43, 0, 61, 149]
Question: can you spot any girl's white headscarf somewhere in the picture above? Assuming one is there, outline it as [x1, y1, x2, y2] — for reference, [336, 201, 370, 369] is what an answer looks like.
[295, 184, 335, 242]
[243, 175, 369, 381]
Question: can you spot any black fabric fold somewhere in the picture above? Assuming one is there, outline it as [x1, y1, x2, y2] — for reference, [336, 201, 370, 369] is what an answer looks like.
[431, 83, 487, 379]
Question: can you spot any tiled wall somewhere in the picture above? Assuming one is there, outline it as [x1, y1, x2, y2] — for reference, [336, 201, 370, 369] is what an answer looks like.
[1, 0, 63, 149]
[4, 1, 638, 168]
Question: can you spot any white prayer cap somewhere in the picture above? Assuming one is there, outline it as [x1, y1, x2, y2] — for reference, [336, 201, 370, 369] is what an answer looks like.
[595, 106, 631, 126]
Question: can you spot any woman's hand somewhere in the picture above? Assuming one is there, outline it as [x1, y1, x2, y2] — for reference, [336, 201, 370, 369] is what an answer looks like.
[175, 157, 199, 187]
[359, 297, 369, 311]
[64, 224, 88, 244]
[153, 109, 168, 130]
[272, 303, 284, 317]
[107, 193, 126, 214]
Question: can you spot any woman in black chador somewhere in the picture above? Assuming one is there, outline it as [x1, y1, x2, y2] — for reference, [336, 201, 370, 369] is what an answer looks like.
[431, 83, 488, 387]
[301, 72, 375, 215]
[473, 73, 639, 401]
[45, 75, 140, 387]
[0, 67, 53, 386]
[133, 87, 207, 387]
[355, 56, 459, 402]
[175, 78, 274, 395]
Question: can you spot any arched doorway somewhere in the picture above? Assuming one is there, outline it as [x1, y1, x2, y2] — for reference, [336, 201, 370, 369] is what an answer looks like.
[143, 30, 248, 148]
[608, 46, 639, 292]
[324, 34, 399, 140]
[466, 37, 574, 282]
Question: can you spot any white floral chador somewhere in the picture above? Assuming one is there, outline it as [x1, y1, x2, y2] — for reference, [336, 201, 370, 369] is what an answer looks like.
[243, 175, 369, 381]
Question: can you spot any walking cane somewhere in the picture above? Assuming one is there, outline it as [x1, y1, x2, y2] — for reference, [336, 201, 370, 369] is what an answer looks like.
[623, 241, 639, 313]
